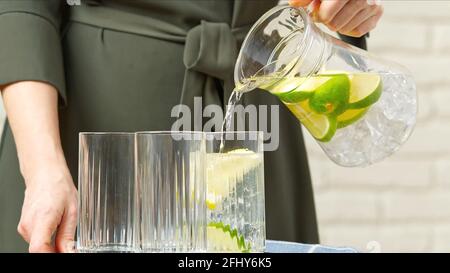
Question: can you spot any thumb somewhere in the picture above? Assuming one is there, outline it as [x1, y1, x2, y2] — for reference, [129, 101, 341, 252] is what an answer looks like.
[55, 206, 78, 253]
[289, 0, 314, 7]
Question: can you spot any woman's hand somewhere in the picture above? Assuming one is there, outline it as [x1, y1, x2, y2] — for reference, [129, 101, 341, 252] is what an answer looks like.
[18, 160, 78, 253]
[289, 0, 384, 37]
[1, 81, 77, 253]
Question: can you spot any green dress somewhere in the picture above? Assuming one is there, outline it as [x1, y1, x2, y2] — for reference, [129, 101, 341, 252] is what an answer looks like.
[0, 0, 319, 252]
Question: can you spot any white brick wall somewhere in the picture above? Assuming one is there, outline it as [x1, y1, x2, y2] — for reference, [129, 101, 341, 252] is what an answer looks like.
[304, 0, 450, 252]
[433, 225, 450, 252]
[433, 25, 450, 53]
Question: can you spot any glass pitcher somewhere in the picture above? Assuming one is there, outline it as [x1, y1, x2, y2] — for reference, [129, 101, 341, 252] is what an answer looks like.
[234, 5, 417, 167]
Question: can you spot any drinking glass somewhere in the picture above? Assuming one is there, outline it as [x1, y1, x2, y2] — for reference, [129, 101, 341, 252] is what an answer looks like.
[205, 131, 265, 252]
[77, 133, 138, 252]
[135, 131, 207, 252]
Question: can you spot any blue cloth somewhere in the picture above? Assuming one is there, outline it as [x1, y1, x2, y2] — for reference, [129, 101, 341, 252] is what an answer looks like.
[265, 240, 358, 253]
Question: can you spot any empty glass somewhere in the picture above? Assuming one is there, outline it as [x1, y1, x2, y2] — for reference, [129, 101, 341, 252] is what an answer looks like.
[135, 132, 207, 252]
[77, 133, 138, 253]
[205, 131, 266, 252]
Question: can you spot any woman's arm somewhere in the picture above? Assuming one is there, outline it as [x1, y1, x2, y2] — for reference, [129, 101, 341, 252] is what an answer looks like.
[1, 81, 77, 253]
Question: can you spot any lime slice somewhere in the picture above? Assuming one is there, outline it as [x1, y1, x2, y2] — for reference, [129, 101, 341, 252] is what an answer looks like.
[348, 73, 382, 109]
[337, 107, 369, 129]
[309, 74, 350, 116]
[276, 76, 338, 103]
[286, 101, 337, 142]
[306, 113, 337, 142]
[207, 222, 250, 252]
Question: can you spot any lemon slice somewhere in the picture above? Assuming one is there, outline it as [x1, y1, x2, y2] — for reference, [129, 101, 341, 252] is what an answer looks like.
[206, 198, 217, 210]
[206, 151, 261, 202]
[207, 222, 250, 252]
[348, 73, 382, 109]
[337, 107, 369, 129]
[286, 101, 337, 142]
[227, 148, 253, 154]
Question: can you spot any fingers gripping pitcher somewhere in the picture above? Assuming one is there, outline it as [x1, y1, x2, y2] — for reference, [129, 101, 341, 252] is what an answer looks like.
[234, 5, 417, 167]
